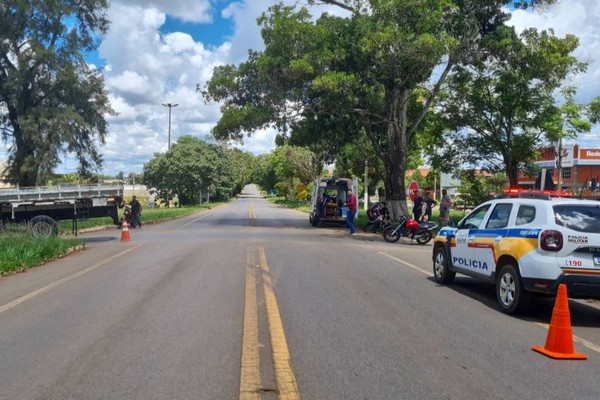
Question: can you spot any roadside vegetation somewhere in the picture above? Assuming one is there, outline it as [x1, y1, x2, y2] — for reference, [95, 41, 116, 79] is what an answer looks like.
[267, 196, 467, 230]
[0, 225, 81, 276]
[1, 204, 222, 276]
[56, 203, 222, 233]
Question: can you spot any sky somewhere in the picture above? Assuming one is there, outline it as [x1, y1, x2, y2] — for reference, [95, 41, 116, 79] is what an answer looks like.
[3, 0, 600, 177]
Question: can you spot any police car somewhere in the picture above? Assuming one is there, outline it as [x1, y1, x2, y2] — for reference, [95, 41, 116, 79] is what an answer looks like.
[432, 189, 600, 314]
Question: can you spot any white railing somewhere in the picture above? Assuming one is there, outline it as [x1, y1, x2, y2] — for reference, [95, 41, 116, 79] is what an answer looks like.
[0, 184, 124, 203]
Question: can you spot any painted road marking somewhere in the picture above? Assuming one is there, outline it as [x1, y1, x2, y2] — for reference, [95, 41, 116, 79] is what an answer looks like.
[0, 246, 141, 315]
[378, 251, 600, 355]
[249, 199, 257, 220]
[240, 249, 261, 400]
[378, 251, 432, 276]
[259, 247, 300, 400]
[181, 212, 214, 228]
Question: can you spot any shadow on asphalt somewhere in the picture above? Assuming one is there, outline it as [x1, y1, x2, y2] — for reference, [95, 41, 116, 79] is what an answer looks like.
[427, 276, 600, 327]
[80, 236, 119, 243]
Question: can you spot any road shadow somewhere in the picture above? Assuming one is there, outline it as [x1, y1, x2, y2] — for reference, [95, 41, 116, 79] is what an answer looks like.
[79, 236, 119, 243]
[428, 276, 600, 328]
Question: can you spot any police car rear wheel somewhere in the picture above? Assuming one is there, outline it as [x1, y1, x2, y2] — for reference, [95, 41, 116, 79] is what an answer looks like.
[433, 247, 455, 284]
[496, 264, 531, 314]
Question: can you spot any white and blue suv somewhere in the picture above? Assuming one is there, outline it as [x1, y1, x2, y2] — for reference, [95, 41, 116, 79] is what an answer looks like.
[432, 191, 600, 314]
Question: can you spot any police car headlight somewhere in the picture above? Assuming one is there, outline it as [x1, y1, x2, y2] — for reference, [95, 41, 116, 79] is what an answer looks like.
[540, 230, 563, 252]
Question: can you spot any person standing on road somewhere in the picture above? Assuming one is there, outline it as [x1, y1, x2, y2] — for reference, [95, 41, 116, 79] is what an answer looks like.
[439, 188, 453, 226]
[422, 191, 437, 222]
[412, 190, 423, 221]
[130, 195, 142, 228]
[344, 189, 358, 235]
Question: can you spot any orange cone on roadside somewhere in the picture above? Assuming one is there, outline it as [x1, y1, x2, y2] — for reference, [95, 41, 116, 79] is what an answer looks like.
[120, 220, 132, 242]
[532, 284, 587, 360]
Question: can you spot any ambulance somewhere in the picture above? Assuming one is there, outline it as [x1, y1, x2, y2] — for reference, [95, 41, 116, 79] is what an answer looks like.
[309, 177, 358, 227]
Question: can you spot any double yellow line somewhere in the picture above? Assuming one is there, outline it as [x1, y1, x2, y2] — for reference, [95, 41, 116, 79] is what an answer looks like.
[241, 247, 300, 400]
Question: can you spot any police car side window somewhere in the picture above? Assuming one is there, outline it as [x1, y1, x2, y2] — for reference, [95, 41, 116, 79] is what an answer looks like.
[486, 204, 512, 229]
[460, 205, 491, 230]
[516, 205, 536, 226]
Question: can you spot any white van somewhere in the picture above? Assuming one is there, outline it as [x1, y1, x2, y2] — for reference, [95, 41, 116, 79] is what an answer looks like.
[309, 177, 358, 227]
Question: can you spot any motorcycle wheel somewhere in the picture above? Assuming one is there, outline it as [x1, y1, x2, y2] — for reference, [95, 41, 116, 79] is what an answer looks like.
[416, 230, 433, 245]
[383, 226, 401, 243]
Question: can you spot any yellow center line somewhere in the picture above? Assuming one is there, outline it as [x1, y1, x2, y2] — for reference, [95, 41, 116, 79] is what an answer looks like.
[0, 245, 141, 315]
[259, 247, 300, 400]
[240, 249, 261, 400]
[249, 199, 257, 220]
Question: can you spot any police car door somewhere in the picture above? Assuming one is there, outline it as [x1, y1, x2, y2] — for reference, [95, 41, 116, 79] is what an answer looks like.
[453, 204, 492, 276]
[474, 203, 513, 278]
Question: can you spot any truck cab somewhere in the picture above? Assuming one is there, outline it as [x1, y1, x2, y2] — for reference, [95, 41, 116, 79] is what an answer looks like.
[309, 177, 358, 227]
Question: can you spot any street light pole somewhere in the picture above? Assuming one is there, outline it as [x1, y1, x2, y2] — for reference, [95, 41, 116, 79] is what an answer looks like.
[161, 103, 179, 151]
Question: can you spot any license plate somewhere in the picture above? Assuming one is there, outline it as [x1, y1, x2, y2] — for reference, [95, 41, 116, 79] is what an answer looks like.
[594, 255, 600, 266]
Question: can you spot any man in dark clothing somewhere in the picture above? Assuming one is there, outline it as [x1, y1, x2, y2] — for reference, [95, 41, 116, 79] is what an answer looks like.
[130, 195, 142, 228]
[412, 190, 423, 221]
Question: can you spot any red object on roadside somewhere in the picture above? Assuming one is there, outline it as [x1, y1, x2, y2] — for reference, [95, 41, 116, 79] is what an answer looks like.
[408, 181, 419, 202]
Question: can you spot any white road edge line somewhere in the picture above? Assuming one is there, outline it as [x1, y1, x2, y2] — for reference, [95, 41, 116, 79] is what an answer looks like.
[181, 212, 213, 228]
[0, 245, 141, 314]
[378, 251, 600, 355]
[378, 251, 432, 276]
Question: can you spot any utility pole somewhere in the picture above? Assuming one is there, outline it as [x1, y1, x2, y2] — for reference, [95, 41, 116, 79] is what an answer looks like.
[364, 159, 369, 210]
[162, 103, 179, 151]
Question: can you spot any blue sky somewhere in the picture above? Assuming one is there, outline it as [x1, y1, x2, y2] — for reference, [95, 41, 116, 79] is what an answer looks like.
[2, 0, 600, 177]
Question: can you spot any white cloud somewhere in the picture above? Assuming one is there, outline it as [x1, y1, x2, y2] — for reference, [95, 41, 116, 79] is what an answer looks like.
[509, 0, 600, 147]
[7, 1, 598, 177]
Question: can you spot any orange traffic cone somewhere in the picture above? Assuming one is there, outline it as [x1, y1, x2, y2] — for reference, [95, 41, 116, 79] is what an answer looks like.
[532, 284, 587, 359]
[120, 220, 132, 242]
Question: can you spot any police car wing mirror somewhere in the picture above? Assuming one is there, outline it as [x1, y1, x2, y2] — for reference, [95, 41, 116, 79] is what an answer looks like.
[447, 220, 458, 228]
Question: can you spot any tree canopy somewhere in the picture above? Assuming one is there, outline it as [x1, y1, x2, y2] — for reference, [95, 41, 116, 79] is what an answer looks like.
[142, 136, 245, 205]
[203, 0, 558, 217]
[0, 0, 112, 186]
[428, 26, 587, 186]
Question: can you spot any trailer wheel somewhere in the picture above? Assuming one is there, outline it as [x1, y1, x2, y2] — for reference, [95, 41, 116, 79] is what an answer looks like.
[29, 216, 58, 237]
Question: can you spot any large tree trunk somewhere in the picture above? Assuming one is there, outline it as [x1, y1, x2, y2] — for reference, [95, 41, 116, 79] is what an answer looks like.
[11, 125, 39, 187]
[379, 87, 410, 220]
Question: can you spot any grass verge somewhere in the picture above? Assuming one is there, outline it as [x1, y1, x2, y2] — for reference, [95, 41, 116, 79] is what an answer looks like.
[58, 203, 223, 233]
[0, 231, 82, 276]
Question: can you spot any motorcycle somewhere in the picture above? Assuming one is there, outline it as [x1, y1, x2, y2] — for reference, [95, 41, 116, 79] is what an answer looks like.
[382, 215, 437, 245]
[119, 204, 135, 228]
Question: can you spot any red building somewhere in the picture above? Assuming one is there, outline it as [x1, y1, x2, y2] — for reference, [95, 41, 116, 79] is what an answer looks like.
[518, 144, 600, 196]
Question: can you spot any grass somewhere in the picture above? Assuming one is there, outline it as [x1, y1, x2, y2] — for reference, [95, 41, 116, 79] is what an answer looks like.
[0, 228, 81, 276]
[1, 203, 224, 276]
[58, 203, 223, 233]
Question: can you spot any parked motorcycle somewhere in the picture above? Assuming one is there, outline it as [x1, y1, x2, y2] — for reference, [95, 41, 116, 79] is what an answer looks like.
[119, 204, 134, 228]
[382, 215, 437, 245]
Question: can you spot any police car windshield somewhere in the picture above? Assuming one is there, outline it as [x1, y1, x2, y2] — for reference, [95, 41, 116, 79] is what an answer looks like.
[554, 205, 600, 233]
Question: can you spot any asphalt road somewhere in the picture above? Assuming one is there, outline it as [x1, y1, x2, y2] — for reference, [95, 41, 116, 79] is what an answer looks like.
[2, 184, 600, 400]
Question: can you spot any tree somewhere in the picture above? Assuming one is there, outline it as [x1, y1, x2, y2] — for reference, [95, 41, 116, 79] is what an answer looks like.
[0, 0, 113, 187]
[203, 0, 556, 218]
[429, 27, 585, 186]
[546, 86, 600, 190]
[142, 136, 233, 205]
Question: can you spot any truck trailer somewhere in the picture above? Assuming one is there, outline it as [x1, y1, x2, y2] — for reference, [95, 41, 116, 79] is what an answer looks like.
[0, 184, 124, 237]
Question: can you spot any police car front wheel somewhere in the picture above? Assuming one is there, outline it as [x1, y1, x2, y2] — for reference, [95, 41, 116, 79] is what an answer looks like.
[496, 264, 532, 314]
[433, 247, 455, 284]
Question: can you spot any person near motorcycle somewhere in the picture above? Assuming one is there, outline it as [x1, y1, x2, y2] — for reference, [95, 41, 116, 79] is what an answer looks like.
[343, 189, 358, 235]
[421, 191, 437, 222]
[130, 195, 142, 228]
[363, 202, 389, 233]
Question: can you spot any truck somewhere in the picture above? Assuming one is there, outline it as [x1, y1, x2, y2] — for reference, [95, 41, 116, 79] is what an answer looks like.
[0, 184, 124, 237]
[308, 177, 358, 227]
